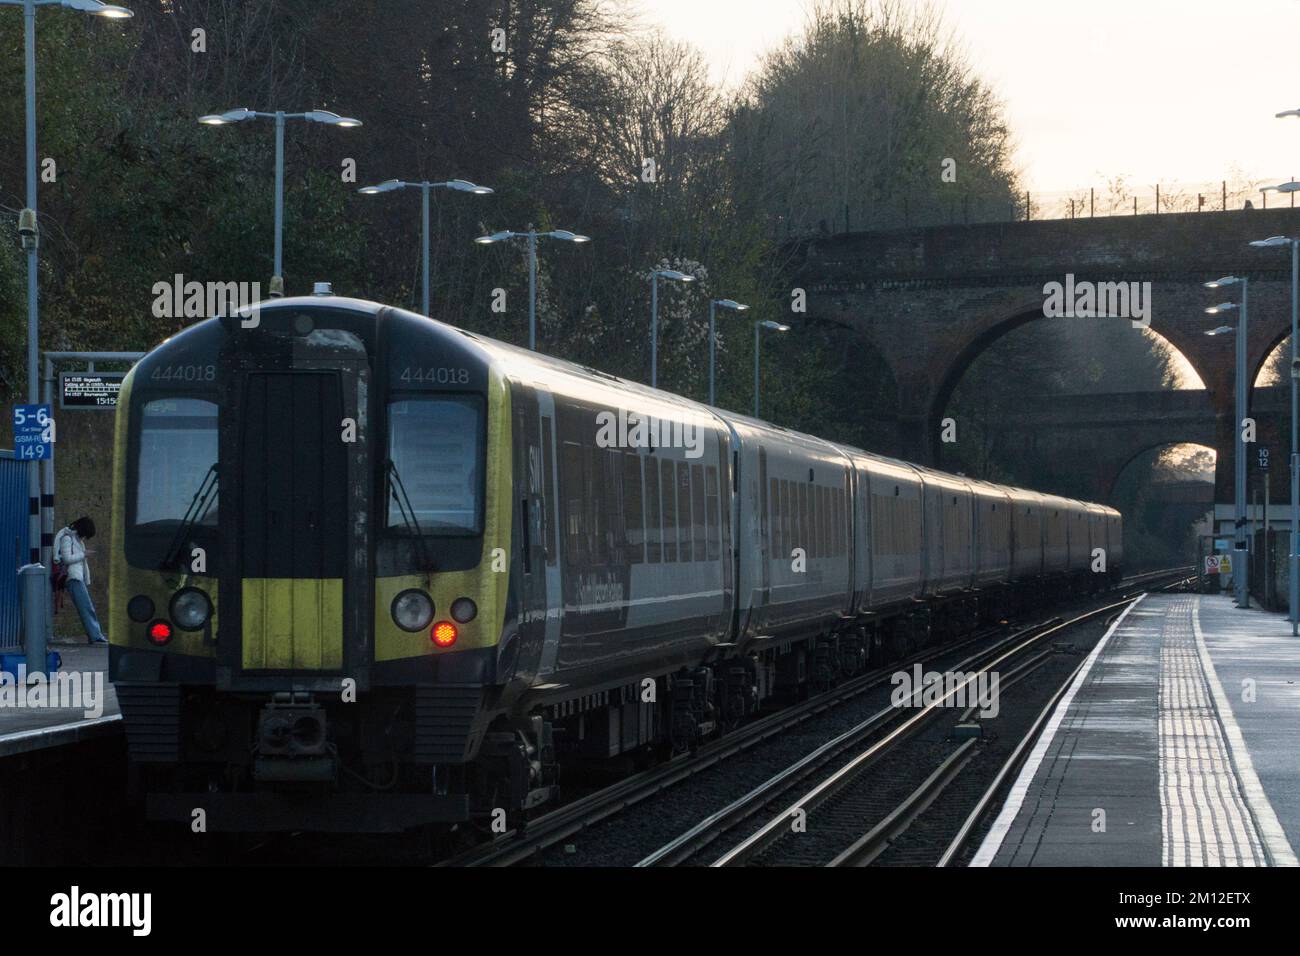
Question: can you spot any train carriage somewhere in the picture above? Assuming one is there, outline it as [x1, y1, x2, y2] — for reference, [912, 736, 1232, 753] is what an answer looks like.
[970, 479, 1013, 586]
[727, 414, 855, 644]
[917, 467, 975, 595]
[852, 452, 925, 610]
[109, 292, 1122, 832]
[1007, 488, 1047, 581]
[1041, 495, 1073, 574]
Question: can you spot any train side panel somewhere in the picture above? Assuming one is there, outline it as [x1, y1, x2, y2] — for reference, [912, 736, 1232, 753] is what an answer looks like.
[1041, 495, 1071, 573]
[971, 480, 1013, 585]
[728, 416, 854, 641]
[1007, 488, 1045, 580]
[858, 455, 925, 608]
[918, 468, 975, 594]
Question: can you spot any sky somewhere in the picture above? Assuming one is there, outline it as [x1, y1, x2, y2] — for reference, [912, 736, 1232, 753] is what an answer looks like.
[633, 0, 1300, 192]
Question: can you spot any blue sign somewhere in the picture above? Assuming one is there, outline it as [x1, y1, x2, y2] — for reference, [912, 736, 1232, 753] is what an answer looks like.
[12, 404, 53, 461]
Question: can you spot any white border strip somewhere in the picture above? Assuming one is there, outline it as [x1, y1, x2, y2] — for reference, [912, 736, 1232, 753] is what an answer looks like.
[1191, 597, 1299, 866]
[969, 595, 1147, 866]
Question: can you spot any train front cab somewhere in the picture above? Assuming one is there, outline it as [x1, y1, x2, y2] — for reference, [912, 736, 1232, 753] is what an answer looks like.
[109, 299, 519, 832]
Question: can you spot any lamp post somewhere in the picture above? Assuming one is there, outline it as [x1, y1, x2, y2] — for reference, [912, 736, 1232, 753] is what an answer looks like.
[1205, 276, 1250, 606]
[359, 179, 492, 316]
[753, 320, 790, 417]
[707, 298, 749, 406]
[648, 268, 695, 387]
[3, 0, 133, 674]
[199, 107, 362, 296]
[474, 228, 590, 349]
[1251, 232, 1300, 632]
[1267, 103, 1300, 626]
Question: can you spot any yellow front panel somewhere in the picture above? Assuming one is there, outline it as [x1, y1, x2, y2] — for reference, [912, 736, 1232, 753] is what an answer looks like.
[373, 365, 513, 663]
[241, 578, 343, 670]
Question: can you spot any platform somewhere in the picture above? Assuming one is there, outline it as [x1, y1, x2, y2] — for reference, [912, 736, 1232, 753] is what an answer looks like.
[0, 643, 120, 758]
[973, 592, 1300, 866]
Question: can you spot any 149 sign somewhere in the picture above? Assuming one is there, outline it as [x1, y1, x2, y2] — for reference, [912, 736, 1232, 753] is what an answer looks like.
[12, 404, 54, 460]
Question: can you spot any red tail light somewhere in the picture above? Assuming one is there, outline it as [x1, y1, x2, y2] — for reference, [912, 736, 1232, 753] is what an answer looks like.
[432, 621, 457, 647]
[148, 621, 173, 646]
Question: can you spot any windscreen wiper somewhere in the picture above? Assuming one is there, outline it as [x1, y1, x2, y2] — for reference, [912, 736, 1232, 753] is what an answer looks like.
[164, 463, 218, 571]
[386, 459, 436, 577]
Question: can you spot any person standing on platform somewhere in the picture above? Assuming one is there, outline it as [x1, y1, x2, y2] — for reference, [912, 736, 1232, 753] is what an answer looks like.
[54, 516, 107, 645]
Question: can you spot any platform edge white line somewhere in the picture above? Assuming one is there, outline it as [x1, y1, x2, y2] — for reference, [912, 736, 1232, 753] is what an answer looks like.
[968, 594, 1147, 867]
[1191, 596, 1299, 867]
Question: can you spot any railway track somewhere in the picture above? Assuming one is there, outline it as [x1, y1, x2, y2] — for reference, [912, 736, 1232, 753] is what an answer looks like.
[641, 599, 1131, 867]
[440, 567, 1191, 868]
[651, 574, 1196, 869]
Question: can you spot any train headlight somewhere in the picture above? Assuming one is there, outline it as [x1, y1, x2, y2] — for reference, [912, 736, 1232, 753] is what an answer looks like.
[432, 621, 458, 647]
[169, 587, 212, 631]
[392, 589, 435, 632]
[127, 595, 155, 623]
[450, 597, 477, 623]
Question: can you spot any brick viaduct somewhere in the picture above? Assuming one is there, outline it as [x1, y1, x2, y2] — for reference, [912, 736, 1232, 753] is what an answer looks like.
[792, 207, 1300, 503]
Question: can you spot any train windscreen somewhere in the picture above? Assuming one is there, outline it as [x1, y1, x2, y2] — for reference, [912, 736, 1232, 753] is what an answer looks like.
[386, 395, 484, 535]
[133, 397, 219, 529]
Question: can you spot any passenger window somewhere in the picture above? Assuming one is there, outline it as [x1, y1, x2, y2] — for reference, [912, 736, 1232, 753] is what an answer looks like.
[624, 452, 644, 564]
[541, 418, 557, 565]
[645, 456, 661, 563]
[677, 461, 692, 562]
[562, 441, 585, 567]
[692, 464, 706, 561]
[587, 445, 605, 564]
[660, 459, 677, 562]
[706, 466, 720, 561]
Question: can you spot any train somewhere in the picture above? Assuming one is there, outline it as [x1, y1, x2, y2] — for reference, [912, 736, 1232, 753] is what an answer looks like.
[108, 290, 1122, 833]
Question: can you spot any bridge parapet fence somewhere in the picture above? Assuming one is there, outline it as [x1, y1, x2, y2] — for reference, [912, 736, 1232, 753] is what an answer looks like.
[770, 175, 1295, 237]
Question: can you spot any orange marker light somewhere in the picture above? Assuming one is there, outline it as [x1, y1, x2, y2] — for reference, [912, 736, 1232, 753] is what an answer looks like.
[432, 621, 458, 647]
[148, 621, 173, 646]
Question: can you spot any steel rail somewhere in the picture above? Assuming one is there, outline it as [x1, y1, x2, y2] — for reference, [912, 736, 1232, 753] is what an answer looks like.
[705, 597, 1139, 868]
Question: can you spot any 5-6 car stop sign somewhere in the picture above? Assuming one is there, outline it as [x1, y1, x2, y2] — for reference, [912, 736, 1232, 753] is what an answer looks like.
[12, 404, 53, 460]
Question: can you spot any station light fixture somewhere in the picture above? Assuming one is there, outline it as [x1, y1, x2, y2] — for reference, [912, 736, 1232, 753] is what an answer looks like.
[198, 105, 362, 294]
[60, 0, 133, 16]
[474, 227, 592, 348]
[648, 267, 697, 386]
[358, 178, 494, 314]
[707, 298, 751, 406]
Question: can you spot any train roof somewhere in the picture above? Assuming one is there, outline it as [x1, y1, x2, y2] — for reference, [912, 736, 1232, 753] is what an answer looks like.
[207, 293, 1116, 517]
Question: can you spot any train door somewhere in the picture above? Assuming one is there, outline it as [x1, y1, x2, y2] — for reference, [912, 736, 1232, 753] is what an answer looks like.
[234, 371, 348, 674]
[217, 323, 373, 691]
[507, 383, 549, 681]
[536, 391, 564, 676]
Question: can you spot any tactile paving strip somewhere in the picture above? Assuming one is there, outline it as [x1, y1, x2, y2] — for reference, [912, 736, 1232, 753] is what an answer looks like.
[1157, 596, 1266, 866]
